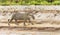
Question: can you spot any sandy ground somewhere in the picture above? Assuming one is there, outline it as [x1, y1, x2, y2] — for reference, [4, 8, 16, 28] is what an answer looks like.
[0, 20, 60, 35]
[0, 28, 60, 35]
[0, 22, 60, 35]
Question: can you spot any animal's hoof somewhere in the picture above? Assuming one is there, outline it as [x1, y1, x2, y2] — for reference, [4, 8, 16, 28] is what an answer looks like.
[8, 24, 10, 26]
[16, 24, 19, 25]
[32, 23, 34, 25]
[28, 24, 30, 25]
[8, 19, 10, 21]
[24, 23, 26, 26]
[24, 24, 26, 26]
[36, 22, 42, 24]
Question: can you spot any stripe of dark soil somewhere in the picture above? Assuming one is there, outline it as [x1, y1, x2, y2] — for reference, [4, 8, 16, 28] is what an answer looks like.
[0, 26, 60, 31]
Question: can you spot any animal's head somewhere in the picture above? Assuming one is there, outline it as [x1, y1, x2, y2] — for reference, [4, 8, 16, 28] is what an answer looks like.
[29, 13, 35, 20]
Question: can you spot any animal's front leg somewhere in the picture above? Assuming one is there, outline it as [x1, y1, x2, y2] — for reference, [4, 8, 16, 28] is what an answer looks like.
[15, 19, 19, 25]
[28, 18, 34, 25]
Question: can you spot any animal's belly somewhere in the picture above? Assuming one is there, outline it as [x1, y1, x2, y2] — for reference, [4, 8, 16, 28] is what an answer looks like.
[14, 17, 26, 20]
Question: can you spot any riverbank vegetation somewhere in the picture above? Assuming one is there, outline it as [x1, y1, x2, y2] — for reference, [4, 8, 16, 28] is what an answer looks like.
[0, 0, 60, 5]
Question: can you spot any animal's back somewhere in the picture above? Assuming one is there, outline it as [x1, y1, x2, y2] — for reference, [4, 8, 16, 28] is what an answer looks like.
[12, 13, 27, 20]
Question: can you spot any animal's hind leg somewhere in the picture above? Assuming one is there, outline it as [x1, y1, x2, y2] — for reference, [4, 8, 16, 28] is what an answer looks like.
[8, 19, 10, 27]
[24, 19, 26, 26]
[15, 19, 19, 25]
[8, 17, 13, 26]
